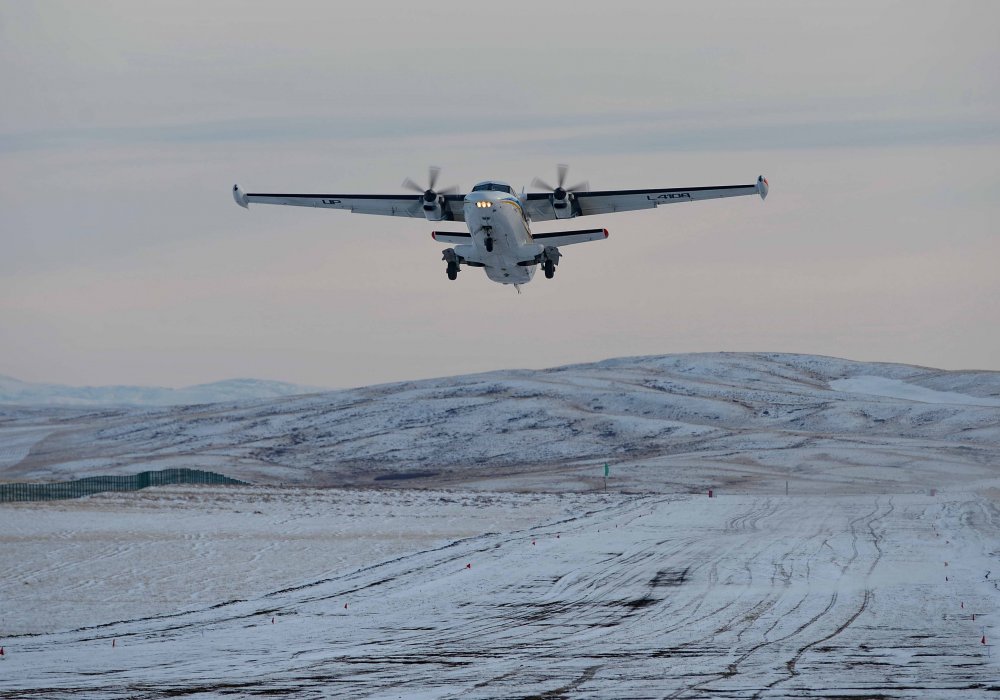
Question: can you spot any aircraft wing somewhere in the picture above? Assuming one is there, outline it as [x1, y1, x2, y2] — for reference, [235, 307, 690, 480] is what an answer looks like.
[524, 176, 768, 222]
[232, 186, 467, 222]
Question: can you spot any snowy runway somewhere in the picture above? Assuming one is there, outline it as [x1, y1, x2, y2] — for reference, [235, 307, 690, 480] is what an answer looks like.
[3, 490, 997, 698]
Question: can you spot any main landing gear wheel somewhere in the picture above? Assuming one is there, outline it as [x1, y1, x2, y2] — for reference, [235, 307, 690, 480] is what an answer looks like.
[543, 260, 555, 279]
[446, 262, 459, 280]
[485, 236, 494, 253]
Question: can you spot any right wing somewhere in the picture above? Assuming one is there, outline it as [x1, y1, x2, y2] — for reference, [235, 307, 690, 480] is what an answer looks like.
[524, 176, 768, 222]
[232, 185, 466, 222]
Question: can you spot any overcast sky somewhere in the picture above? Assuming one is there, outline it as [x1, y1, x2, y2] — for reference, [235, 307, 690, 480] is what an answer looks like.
[2, 0, 998, 388]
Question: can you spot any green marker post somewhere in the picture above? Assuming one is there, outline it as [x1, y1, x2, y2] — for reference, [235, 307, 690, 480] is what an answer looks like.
[604, 463, 609, 492]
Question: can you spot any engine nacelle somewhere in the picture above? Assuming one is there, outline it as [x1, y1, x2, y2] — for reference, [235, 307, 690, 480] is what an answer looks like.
[550, 187, 576, 219]
[422, 192, 447, 221]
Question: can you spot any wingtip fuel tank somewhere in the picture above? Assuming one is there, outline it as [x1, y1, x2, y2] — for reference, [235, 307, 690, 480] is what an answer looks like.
[757, 175, 769, 201]
[232, 184, 249, 208]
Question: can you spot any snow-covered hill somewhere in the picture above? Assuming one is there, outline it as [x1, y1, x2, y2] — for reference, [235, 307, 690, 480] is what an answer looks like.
[2, 353, 998, 492]
[0, 374, 322, 407]
[3, 353, 999, 697]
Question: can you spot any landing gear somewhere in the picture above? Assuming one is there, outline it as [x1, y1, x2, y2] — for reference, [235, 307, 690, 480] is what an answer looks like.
[481, 225, 495, 253]
[443, 248, 460, 281]
[541, 246, 561, 280]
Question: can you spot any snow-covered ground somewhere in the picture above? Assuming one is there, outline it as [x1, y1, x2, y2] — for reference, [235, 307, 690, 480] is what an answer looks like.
[830, 376, 1000, 408]
[0, 486, 601, 636]
[1, 353, 998, 696]
[1, 489, 997, 697]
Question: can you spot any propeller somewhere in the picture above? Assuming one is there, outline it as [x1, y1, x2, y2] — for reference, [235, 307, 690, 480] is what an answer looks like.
[531, 163, 589, 200]
[402, 166, 460, 203]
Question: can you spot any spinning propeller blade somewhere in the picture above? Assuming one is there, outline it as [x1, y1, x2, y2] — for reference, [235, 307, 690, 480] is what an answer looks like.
[402, 167, 458, 200]
[531, 164, 589, 195]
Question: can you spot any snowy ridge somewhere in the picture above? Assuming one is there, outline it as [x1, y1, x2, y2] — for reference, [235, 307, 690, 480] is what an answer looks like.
[2, 352, 998, 491]
[0, 375, 323, 407]
[830, 376, 1000, 407]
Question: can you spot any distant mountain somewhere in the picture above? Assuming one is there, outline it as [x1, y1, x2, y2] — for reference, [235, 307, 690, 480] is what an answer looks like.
[1, 353, 997, 489]
[0, 374, 323, 407]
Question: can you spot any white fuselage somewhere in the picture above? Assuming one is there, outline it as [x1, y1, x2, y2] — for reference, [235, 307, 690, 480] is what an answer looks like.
[457, 187, 543, 285]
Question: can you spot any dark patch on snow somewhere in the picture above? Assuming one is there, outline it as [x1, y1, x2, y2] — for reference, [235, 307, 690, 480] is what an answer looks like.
[650, 567, 689, 587]
[622, 596, 658, 611]
[374, 471, 440, 481]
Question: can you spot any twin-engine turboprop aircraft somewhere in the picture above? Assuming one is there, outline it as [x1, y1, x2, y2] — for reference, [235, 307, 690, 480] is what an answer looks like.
[232, 165, 768, 287]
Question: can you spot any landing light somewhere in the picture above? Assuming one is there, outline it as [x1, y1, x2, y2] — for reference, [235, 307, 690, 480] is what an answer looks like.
[475, 201, 492, 208]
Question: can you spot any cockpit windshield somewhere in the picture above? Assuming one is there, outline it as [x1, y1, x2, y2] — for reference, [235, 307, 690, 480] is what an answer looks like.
[471, 182, 513, 194]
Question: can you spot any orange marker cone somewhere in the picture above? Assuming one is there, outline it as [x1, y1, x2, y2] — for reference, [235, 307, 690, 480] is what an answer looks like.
[961, 602, 964, 608]
[344, 603, 348, 609]
[466, 563, 471, 569]
[982, 635, 987, 645]
[532, 540, 536, 546]
[1, 646, 5, 656]
[271, 617, 275, 624]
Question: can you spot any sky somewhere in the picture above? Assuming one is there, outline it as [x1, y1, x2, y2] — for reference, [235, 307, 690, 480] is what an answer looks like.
[1, 0, 998, 389]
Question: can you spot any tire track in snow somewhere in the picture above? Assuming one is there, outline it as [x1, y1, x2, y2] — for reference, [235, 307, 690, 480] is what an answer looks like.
[5, 494, 998, 698]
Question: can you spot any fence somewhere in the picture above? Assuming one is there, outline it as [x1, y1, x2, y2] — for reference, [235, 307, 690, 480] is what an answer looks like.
[0, 468, 247, 503]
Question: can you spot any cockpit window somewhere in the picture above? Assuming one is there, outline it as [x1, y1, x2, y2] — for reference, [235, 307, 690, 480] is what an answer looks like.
[471, 183, 513, 193]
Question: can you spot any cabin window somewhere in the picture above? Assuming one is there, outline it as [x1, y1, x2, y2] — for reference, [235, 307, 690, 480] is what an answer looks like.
[471, 183, 513, 193]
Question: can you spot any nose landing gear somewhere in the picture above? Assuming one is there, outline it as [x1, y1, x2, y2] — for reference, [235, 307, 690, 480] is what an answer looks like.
[480, 225, 495, 253]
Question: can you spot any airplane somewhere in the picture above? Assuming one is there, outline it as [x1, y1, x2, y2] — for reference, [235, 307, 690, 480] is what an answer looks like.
[232, 165, 768, 287]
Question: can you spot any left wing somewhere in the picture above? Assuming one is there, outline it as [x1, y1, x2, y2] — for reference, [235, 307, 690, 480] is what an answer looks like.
[524, 175, 768, 222]
[232, 186, 466, 222]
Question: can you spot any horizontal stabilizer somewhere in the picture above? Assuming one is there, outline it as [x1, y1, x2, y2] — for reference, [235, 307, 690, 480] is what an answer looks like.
[531, 228, 608, 247]
[431, 231, 472, 244]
